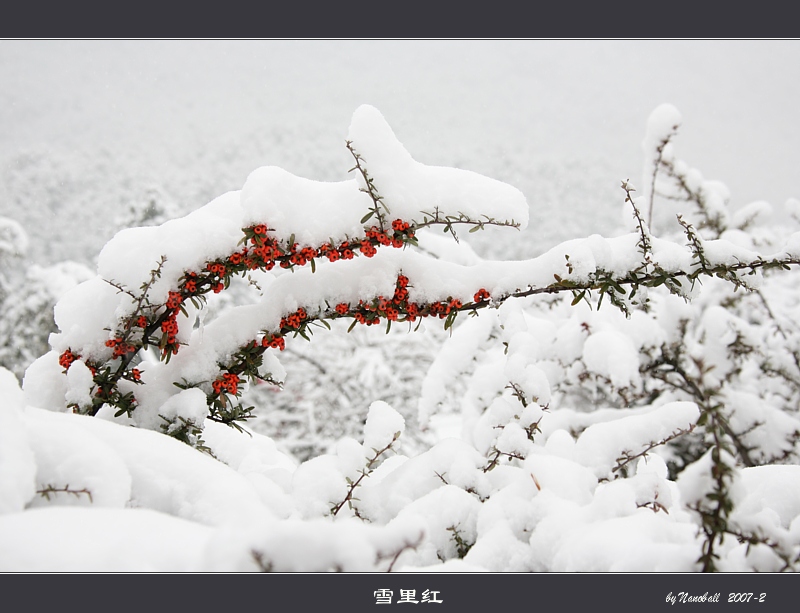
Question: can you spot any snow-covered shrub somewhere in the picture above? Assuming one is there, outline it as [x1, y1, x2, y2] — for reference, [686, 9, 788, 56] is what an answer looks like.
[0, 216, 28, 302]
[4, 104, 800, 572]
[0, 261, 93, 381]
[0, 218, 93, 380]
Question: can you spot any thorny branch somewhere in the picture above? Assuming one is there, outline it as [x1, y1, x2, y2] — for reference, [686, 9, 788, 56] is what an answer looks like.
[36, 484, 94, 503]
[612, 424, 696, 475]
[331, 432, 401, 517]
[346, 140, 388, 232]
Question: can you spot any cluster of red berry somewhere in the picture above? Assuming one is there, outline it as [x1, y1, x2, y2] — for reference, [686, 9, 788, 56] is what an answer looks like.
[211, 372, 241, 396]
[166, 291, 184, 310]
[319, 243, 355, 262]
[260, 333, 286, 350]
[474, 288, 491, 302]
[160, 312, 180, 354]
[105, 337, 137, 359]
[204, 264, 226, 294]
[428, 298, 463, 319]
[280, 307, 308, 331]
[327, 276, 486, 328]
[58, 349, 79, 370]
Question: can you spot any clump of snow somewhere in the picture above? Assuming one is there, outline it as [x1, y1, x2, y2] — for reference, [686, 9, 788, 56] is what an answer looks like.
[537, 511, 701, 572]
[640, 103, 682, 209]
[526, 452, 597, 505]
[573, 401, 700, 478]
[732, 200, 773, 230]
[0, 217, 29, 257]
[734, 465, 800, 529]
[50, 276, 125, 359]
[389, 484, 481, 564]
[98, 190, 245, 306]
[358, 438, 489, 524]
[676, 447, 739, 511]
[241, 168, 370, 247]
[582, 328, 641, 389]
[24, 408, 272, 525]
[347, 105, 529, 231]
[418, 313, 495, 428]
[156, 388, 208, 433]
[21, 351, 70, 413]
[24, 409, 132, 509]
[363, 400, 405, 453]
[0, 369, 36, 514]
[64, 359, 95, 411]
[291, 454, 350, 519]
[644, 104, 682, 151]
[203, 516, 426, 572]
[785, 198, 800, 224]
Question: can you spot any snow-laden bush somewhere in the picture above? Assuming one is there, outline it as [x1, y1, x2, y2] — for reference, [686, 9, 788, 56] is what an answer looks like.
[3, 104, 800, 572]
[0, 217, 94, 380]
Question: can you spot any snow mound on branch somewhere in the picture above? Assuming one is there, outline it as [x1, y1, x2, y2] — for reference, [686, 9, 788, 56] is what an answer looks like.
[639, 103, 682, 213]
[363, 400, 405, 452]
[203, 516, 426, 572]
[241, 168, 371, 247]
[241, 104, 529, 248]
[539, 509, 701, 572]
[22, 408, 274, 525]
[644, 103, 682, 151]
[358, 438, 489, 524]
[24, 409, 132, 509]
[573, 401, 700, 478]
[582, 329, 641, 389]
[418, 313, 496, 428]
[390, 484, 481, 564]
[734, 465, 800, 530]
[157, 387, 208, 431]
[98, 190, 245, 299]
[348, 105, 529, 230]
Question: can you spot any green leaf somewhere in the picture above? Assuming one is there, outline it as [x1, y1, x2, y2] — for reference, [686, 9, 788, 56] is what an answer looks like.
[469, 225, 481, 233]
[347, 319, 357, 333]
[310, 258, 316, 273]
[360, 211, 374, 224]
